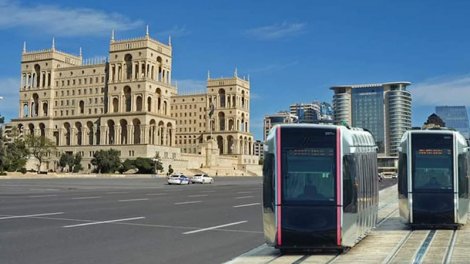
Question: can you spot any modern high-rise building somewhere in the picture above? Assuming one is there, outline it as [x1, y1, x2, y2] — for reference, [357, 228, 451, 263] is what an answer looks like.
[331, 82, 412, 156]
[436, 106, 470, 139]
[253, 140, 264, 161]
[263, 111, 297, 140]
[289, 101, 333, 124]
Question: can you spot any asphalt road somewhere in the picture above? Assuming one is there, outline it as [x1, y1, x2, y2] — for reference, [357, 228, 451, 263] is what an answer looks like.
[0, 177, 264, 264]
[0, 177, 396, 264]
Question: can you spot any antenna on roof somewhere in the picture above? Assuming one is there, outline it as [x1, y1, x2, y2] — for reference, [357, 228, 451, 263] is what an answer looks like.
[146, 25, 149, 38]
[52, 37, 55, 51]
[23, 41, 26, 54]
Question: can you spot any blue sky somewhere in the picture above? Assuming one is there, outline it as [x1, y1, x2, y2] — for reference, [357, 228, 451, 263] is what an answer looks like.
[1, 0, 470, 140]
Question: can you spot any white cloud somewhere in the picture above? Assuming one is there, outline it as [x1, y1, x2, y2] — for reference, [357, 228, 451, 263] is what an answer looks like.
[0, 0, 143, 37]
[175, 79, 206, 95]
[0, 77, 20, 122]
[247, 61, 299, 74]
[245, 22, 306, 40]
[411, 74, 470, 106]
[159, 25, 189, 38]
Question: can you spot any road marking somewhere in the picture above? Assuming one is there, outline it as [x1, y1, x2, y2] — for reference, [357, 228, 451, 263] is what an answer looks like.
[235, 196, 254, 199]
[175, 201, 202, 205]
[233, 203, 260, 208]
[183, 220, 248, 234]
[29, 188, 60, 191]
[236, 191, 252, 194]
[28, 194, 58, 198]
[201, 190, 216, 193]
[0, 212, 64, 220]
[63, 217, 145, 228]
[71, 196, 101, 200]
[188, 194, 208, 197]
[106, 191, 129, 194]
[146, 193, 166, 196]
[118, 198, 149, 202]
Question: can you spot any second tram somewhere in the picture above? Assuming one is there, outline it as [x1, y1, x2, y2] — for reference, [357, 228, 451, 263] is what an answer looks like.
[398, 129, 470, 227]
[263, 124, 378, 251]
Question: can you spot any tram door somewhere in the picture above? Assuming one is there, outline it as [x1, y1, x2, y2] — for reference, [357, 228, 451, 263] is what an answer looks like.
[280, 127, 338, 247]
[411, 134, 454, 224]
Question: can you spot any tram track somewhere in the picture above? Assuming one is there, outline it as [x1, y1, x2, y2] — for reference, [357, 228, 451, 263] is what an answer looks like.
[382, 228, 458, 264]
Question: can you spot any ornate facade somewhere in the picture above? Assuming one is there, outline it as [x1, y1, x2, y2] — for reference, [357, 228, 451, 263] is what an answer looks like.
[11, 31, 259, 172]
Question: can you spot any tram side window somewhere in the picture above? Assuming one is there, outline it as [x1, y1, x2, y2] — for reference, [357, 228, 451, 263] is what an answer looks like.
[398, 153, 407, 197]
[263, 153, 275, 207]
[458, 153, 469, 198]
[343, 155, 357, 213]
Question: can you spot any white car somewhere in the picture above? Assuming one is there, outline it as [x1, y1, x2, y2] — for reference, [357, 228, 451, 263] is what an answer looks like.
[167, 175, 190, 185]
[191, 174, 214, 184]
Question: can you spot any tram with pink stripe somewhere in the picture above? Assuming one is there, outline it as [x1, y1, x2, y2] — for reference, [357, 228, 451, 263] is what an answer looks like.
[263, 124, 378, 252]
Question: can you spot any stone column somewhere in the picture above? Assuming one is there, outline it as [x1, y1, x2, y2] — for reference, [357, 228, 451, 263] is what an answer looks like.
[127, 125, 133, 144]
[100, 126, 107, 145]
[223, 137, 228, 155]
[114, 125, 121, 145]
[83, 127, 89, 145]
[142, 125, 148, 144]
[69, 128, 76, 145]
[163, 127, 168, 146]
[57, 128, 63, 146]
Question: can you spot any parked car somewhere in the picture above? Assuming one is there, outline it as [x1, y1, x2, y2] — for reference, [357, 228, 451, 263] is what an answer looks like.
[379, 171, 397, 179]
[191, 174, 214, 184]
[167, 174, 190, 185]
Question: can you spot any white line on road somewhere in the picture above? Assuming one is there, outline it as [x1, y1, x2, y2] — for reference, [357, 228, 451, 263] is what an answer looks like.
[29, 188, 60, 191]
[233, 203, 260, 208]
[188, 194, 208, 197]
[146, 193, 166, 196]
[0, 212, 64, 220]
[236, 191, 252, 194]
[183, 221, 248, 234]
[201, 190, 216, 193]
[235, 196, 254, 199]
[28, 194, 58, 198]
[106, 191, 129, 194]
[175, 201, 202, 205]
[63, 217, 145, 228]
[118, 198, 149, 202]
[71, 196, 101, 200]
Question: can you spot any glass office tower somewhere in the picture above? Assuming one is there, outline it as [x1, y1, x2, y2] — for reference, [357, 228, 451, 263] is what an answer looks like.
[331, 82, 412, 156]
[436, 106, 470, 139]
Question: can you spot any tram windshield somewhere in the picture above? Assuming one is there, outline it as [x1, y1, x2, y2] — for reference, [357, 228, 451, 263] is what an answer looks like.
[283, 148, 335, 203]
[412, 134, 453, 190]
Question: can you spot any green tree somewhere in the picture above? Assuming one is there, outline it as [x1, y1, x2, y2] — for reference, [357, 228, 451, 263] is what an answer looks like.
[91, 149, 121, 173]
[59, 152, 83, 172]
[133, 157, 155, 174]
[59, 153, 74, 172]
[72, 153, 83, 173]
[118, 159, 136, 174]
[24, 134, 56, 173]
[0, 127, 29, 173]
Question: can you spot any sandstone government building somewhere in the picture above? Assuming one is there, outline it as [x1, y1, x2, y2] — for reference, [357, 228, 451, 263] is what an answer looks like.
[10, 30, 261, 175]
